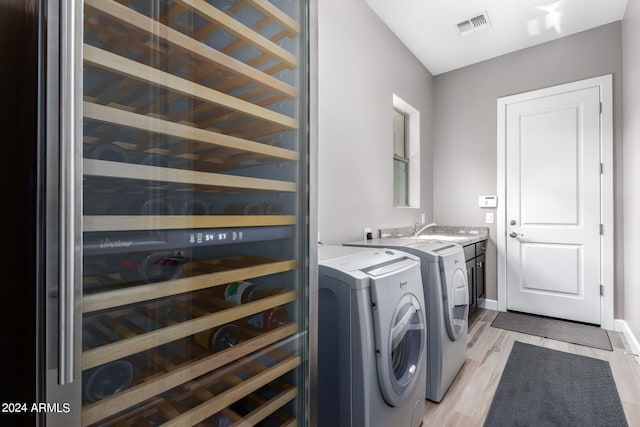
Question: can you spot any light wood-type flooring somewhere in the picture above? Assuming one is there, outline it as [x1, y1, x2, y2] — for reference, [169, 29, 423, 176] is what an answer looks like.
[422, 309, 640, 426]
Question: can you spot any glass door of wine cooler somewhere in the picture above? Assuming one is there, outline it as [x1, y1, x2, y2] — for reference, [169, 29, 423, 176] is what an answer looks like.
[73, 0, 309, 425]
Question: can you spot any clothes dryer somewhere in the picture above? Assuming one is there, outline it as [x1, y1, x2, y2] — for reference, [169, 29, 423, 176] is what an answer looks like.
[318, 245, 427, 427]
[344, 238, 468, 402]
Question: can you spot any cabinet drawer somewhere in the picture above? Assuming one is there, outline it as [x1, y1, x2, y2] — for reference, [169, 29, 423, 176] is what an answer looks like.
[475, 240, 487, 256]
[463, 244, 475, 261]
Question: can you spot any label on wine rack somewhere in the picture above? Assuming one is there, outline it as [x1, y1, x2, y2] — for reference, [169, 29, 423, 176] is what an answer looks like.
[84, 226, 294, 255]
[189, 230, 244, 244]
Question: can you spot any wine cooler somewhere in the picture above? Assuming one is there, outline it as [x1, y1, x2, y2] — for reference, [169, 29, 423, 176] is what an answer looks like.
[37, 0, 312, 425]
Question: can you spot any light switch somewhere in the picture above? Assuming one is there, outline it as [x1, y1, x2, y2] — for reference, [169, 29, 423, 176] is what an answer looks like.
[485, 213, 494, 224]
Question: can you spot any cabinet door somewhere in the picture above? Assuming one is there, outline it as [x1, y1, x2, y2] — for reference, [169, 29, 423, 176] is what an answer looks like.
[466, 259, 476, 314]
[476, 254, 486, 299]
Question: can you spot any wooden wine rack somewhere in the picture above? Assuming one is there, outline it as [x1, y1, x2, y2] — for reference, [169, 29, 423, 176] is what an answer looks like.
[83, 215, 296, 232]
[82, 258, 300, 426]
[82, 0, 299, 145]
[82, 256, 300, 425]
[83, 255, 298, 312]
[84, 159, 296, 193]
[81, 0, 305, 425]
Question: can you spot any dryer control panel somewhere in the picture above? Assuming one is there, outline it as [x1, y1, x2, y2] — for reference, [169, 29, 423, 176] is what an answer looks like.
[319, 245, 419, 274]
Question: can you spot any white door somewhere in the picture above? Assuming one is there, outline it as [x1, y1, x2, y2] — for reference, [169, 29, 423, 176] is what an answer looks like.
[505, 85, 601, 325]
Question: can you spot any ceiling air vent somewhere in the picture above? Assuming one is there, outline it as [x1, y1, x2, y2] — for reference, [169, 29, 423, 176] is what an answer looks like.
[457, 11, 491, 36]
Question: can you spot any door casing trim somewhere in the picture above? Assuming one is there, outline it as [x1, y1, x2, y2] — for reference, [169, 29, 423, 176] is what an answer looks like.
[496, 74, 614, 330]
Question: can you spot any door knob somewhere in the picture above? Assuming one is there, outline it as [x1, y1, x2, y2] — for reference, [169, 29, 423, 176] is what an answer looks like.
[509, 232, 524, 238]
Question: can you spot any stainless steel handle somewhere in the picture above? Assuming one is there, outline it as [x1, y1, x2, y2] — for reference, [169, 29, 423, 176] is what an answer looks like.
[509, 220, 517, 225]
[59, 0, 82, 385]
[509, 232, 524, 238]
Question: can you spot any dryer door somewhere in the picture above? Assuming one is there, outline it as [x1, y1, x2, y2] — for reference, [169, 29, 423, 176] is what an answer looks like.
[368, 260, 426, 407]
[440, 257, 469, 341]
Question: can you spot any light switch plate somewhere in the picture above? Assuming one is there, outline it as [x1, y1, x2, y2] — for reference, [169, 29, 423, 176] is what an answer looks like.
[485, 213, 494, 224]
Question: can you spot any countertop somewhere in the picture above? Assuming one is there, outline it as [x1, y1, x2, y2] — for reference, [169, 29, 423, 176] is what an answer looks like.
[377, 225, 489, 247]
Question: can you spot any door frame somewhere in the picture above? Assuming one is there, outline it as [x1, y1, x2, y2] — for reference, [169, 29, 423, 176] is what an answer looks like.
[496, 74, 614, 330]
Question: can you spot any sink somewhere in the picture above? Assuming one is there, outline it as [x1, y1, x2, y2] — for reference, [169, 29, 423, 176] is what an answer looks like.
[412, 234, 468, 242]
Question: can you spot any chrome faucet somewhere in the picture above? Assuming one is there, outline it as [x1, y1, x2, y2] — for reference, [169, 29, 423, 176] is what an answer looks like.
[413, 222, 438, 237]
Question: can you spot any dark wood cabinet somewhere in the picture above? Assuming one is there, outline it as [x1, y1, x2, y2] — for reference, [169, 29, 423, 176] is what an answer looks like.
[476, 253, 485, 300]
[464, 240, 487, 316]
[466, 258, 477, 314]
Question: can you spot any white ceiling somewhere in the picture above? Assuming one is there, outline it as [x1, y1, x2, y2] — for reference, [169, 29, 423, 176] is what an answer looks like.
[365, 0, 629, 75]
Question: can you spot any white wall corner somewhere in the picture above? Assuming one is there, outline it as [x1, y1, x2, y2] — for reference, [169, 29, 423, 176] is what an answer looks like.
[478, 298, 498, 311]
[614, 319, 640, 367]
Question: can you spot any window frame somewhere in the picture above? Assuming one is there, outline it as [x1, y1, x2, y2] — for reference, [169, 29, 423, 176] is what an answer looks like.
[393, 108, 410, 206]
[392, 94, 420, 208]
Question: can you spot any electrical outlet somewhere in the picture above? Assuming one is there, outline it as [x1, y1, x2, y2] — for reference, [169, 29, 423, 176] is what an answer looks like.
[485, 213, 494, 224]
[363, 227, 372, 241]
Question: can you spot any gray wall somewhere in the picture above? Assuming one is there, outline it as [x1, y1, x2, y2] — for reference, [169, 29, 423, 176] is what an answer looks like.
[317, 0, 434, 245]
[433, 22, 624, 314]
[623, 0, 640, 340]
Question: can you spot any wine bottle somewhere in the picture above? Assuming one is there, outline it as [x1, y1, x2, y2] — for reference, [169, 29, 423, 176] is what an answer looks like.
[193, 324, 239, 352]
[82, 360, 134, 403]
[223, 202, 264, 215]
[263, 202, 282, 215]
[128, 198, 174, 216]
[176, 198, 209, 215]
[119, 251, 185, 283]
[88, 143, 129, 163]
[247, 306, 289, 332]
[139, 153, 170, 168]
[223, 282, 287, 331]
[223, 281, 267, 305]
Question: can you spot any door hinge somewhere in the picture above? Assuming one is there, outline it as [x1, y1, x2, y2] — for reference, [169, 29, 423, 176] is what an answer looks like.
[600, 102, 603, 114]
[600, 224, 604, 235]
[600, 163, 604, 174]
[600, 284, 604, 296]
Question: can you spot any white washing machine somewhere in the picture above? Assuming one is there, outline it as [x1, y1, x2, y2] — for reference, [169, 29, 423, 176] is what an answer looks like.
[318, 245, 427, 427]
[344, 238, 468, 403]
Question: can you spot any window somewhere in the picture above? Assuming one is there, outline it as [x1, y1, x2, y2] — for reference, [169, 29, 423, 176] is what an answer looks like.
[393, 109, 409, 206]
[393, 95, 420, 208]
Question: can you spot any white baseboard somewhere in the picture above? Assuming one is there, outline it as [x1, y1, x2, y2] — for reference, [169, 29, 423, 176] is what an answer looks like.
[614, 319, 640, 367]
[478, 298, 498, 311]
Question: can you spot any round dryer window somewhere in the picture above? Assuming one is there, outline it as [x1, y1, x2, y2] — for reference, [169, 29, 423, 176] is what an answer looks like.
[376, 293, 426, 407]
[444, 266, 469, 340]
